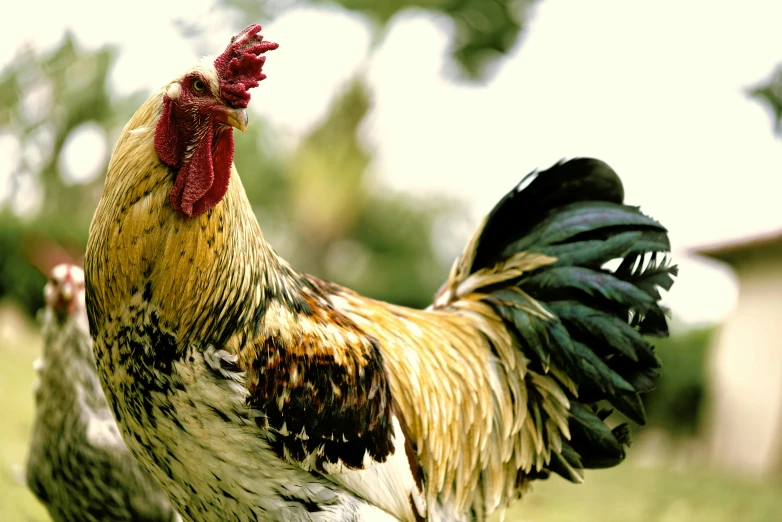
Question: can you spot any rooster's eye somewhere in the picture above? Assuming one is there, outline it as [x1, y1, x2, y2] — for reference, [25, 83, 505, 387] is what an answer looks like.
[192, 79, 206, 94]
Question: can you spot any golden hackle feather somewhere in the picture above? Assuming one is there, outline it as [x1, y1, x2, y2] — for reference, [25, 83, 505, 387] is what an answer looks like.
[322, 245, 568, 518]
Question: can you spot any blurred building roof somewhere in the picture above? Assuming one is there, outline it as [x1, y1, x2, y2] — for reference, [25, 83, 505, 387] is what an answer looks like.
[693, 229, 782, 265]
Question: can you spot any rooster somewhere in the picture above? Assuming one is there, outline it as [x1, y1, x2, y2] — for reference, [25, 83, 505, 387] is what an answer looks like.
[26, 263, 180, 522]
[85, 24, 676, 522]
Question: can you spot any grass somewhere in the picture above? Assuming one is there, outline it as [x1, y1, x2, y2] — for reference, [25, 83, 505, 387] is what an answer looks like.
[1, 300, 780, 522]
[0, 302, 49, 521]
[501, 460, 782, 522]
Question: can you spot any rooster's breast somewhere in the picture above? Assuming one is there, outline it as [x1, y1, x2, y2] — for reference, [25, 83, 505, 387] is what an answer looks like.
[92, 300, 396, 522]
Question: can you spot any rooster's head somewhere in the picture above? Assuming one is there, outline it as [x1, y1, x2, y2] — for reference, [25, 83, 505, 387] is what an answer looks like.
[154, 24, 278, 217]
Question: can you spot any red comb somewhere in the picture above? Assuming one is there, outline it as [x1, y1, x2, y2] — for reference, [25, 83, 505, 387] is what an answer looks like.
[214, 24, 279, 109]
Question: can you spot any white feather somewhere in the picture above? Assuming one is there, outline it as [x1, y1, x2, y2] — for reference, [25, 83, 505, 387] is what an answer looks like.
[324, 416, 426, 522]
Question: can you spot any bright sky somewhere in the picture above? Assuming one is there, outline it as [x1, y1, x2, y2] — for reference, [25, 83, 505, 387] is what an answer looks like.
[3, 0, 781, 325]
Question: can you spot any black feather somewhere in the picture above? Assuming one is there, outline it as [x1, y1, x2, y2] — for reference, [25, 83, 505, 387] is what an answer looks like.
[488, 292, 581, 377]
[612, 358, 661, 394]
[568, 402, 624, 462]
[472, 158, 626, 271]
[461, 157, 675, 484]
[522, 267, 656, 313]
[571, 341, 635, 396]
[631, 305, 672, 338]
[615, 253, 678, 300]
[612, 391, 648, 425]
[492, 302, 550, 368]
[502, 202, 666, 257]
[547, 300, 658, 366]
[533, 231, 644, 268]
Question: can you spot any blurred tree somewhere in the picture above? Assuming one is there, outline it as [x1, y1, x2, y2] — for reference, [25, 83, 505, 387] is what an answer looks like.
[642, 326, 714, 436]
[750, 65, 782, 134]
[218, 0, 541, 79]
[235, 78, 459, 308]
[311, 0, 540, 78]
[219, 0, 295, 24]
[0, 33, 144, 224]
[0, 34, 144, 315]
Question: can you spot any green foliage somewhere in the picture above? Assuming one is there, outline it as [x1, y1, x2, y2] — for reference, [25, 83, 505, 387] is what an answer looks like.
[319, 0, 539, 78]
[236, 78, 456, 308]
[0, 209, 91, 316]
[0, 33, 144, 222]
[218, 0, 540, 79]
[642, 326, 713, 436]
[0, 36, 143, 316]
[750, 65, 782, 134]
[0, 213, 47, 318]
[220, 0, 295, 22]
[283, 78, 454, 307]
[287, 80, 373, 250]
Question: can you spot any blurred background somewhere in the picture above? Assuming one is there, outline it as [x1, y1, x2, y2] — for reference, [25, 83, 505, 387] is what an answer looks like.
[2, 0, 782, 520]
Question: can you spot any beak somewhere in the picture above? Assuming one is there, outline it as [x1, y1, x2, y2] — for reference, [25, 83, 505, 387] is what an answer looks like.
[61, 283, 74, 303]
[219, 107, 249, 133]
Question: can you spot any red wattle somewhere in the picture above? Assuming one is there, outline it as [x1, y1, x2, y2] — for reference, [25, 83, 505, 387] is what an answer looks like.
[169, 127, 234, 217]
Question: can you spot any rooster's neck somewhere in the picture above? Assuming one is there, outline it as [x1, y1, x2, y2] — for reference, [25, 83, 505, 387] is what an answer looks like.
[87, 92, 299, 348]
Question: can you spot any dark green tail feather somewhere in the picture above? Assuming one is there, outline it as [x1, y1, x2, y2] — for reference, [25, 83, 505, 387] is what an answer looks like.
[475, 158, 676, 484]
[471, 158, 626, 271]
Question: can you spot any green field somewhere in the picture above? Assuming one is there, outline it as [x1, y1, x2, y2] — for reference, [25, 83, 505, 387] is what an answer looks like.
[2, 301, 780, 522]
